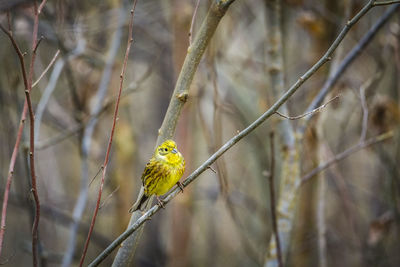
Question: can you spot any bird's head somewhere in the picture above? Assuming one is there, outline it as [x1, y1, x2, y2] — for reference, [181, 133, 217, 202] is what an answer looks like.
[155, 140, 183, 165]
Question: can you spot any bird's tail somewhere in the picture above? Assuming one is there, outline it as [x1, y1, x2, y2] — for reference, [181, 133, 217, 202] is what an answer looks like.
[129, 186, 149, 213]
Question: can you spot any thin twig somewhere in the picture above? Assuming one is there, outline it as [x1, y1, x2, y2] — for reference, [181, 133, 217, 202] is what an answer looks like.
[207, 166, 217, 173]
[301, 131, 394, 184]
[0, 111, 25, 258]
[189, 0, 201, 46]
[33, 35, 44, 54]
[358, 73, 381, 142]
[275, 95, 340, 120]
[359, 83, 369, 142]
[99, 186, 120, 209]
[78, 1, 138, 266]
[268, 132, 283, 267]
[32, 50, 60, 88]
[89, 166, 104, 187]
[89, 2, 393, 265]
[373, 0, 400, 6]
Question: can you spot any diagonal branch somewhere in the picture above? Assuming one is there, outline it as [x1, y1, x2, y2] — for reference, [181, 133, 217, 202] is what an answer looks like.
[301, 131, 393, 184]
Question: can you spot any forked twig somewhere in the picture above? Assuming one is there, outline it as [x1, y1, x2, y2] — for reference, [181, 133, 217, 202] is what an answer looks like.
[275, 95, 340, 120]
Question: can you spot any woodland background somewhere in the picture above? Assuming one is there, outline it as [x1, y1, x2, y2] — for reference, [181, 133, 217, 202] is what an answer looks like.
[0, 0, 400, 266]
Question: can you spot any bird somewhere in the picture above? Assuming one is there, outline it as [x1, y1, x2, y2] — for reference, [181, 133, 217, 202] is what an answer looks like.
[129, 139, 185, 212]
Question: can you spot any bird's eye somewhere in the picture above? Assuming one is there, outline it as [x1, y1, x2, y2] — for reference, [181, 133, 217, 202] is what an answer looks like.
[164, 148, 168, 152]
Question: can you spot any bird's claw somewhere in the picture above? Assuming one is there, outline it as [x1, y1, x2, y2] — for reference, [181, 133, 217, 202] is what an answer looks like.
[177, 181, 184, 193]
[157, 196, 165, 209]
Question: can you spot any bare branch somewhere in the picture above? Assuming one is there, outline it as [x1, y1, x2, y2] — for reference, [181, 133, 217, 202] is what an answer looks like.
[358, 72, 381, 142]
[267, 132, 283, 267]
[275, 95, 340, 120]
[33, 35, 44, 54]
[373, 0, 400, 6]
[301, 131, 394, 184]
[32, 50, 60, 88]
[99, 186, 120, 210]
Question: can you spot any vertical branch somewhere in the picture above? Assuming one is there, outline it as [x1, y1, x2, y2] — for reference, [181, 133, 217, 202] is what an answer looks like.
[268, 132, 283, 267]
[0, 0, 47, 265]
[316, 154, 327, 267]
[25, 89, 40, 267]
[27, 1, 47, 265]
[264, 0, 299, 265]
[156, 0, 235, 145]
[264, 0, 294, 147]
[78, 1, 138, 266]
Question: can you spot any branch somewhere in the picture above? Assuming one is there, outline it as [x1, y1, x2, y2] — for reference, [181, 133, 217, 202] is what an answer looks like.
[24, 88, 40, 267]
[267, 132, 283, 267]
[359, 71, 382, 143]
[90, 1, 394, 265]
[373, 0, 400, 6]
[264, 0, 294, 147]
[301, 131, 394, 184]
[301, 3, 400, 130]
[78, 1, 138, 266]
[275, 95, 340, 120]
[156, 0, 236, 145]
[0, 1, 47, 265]
[32, 49, 60, 88]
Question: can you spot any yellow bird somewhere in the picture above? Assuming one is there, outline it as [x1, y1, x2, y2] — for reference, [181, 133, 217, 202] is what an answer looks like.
[129, 140, 185, 212]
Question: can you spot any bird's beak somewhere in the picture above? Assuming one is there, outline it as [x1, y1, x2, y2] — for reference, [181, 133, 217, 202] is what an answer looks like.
[171, 148, 178, 154]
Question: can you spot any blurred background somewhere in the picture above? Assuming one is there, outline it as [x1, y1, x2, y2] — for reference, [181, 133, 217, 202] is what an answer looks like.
[0, 0, 399, 266]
